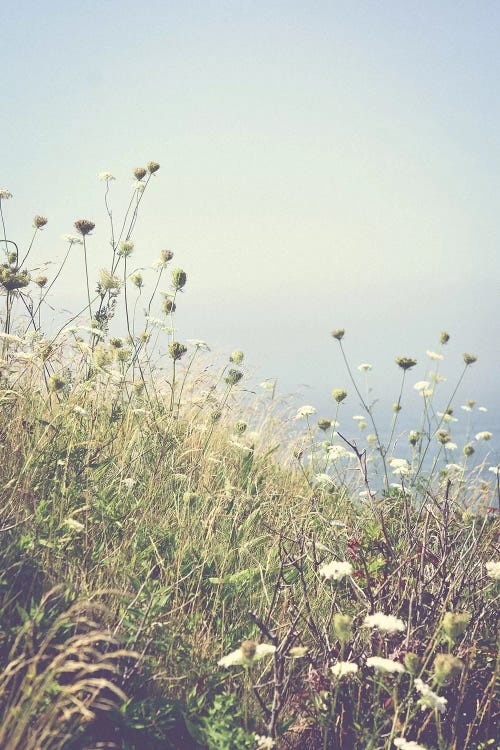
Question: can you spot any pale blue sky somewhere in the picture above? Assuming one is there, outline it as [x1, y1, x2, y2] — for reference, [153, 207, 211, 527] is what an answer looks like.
[3, 1, 499, 446]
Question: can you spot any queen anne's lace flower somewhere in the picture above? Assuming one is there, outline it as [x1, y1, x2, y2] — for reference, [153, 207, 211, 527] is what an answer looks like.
[255, 736, 275, 749]
[218, 641, 276, 668]
[475, 431, 492, 441]
[98, 171, 115, 181]
[366, 656, 405, 673]
[426, 350, 443, 361]
[414, 678, 447, 713]
[319, 561, 353, 581]
[485, 561, 500, 580]
[331, 661, 358, 678]
[295, 405, 317, 418]
[363, 613, 405, 633]
[357, 363, 372, 371]
[394, 738, 430, 750]
[0, 189, 13, 199]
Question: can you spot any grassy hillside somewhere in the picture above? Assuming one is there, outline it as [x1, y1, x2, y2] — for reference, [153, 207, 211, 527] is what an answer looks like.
[0, 171, 498, 750]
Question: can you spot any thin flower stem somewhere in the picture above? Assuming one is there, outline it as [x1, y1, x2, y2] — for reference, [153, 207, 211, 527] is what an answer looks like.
[82, 236, 92, 322]
[18, 228, 38, 268]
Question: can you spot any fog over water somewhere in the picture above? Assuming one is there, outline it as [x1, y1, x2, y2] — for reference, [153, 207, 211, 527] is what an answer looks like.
[3, 2, 499, 469]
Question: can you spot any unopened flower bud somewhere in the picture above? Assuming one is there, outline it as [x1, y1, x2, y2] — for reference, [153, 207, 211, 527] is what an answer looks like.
[33, 215, 48, 229]
[162, 296, 176, 314]
[463, 443, 475, 457]
[168, 341, 187, 361]
[331, 329, 345, 340]
[118, 241, 134, 257]
[332, 388, 347, 404]
[225, 369, 243, 386]
[463, 353, 477, 366]
[34, 275, 48, 287]
[409, 430, 420, 447]
[130, 272, 143, 288]
[109, 338, 123, 349]
[7, 252, 17, 265]
[404, 652, 420, 675]
[441, 612, 471, 643]
[100, 268, 121, 290]
[393, 402, 402, 413]
[317, 418, 332, 431]
[230, 350, 244, 365]
[234, 420, 247, 434]
[172, 268, 187, 290]
[440, 331, 450, 345]
[147, 161, 160, 174]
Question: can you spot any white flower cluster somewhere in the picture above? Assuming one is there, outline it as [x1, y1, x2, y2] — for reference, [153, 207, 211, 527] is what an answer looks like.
[331, 661, 358, 679]
[218, 643, 276, 668]
[255, 736, 275, 749]
[295, 405, 316, 419]
[366, 656, 405, 674]
[394, 738, 430, 750]
[363, 613, 406, 633]
[389, 458, 411, 476]
[485, 561, 500, 580]
[319, 561, 353, 581]
[414, 678, 447, 714]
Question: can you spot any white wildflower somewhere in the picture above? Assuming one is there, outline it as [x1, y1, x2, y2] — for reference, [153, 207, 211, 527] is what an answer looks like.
[73, 405, 87, 416]
[0, 189, 13, 199]
[488, 466, 500, 476]
[98, 171, 115, 181]
[429, 372, 447, 383]
[394, 738, 430, 750]
[366, 434, 377, 444]
[218, 642, 276, 668]
[0, 333, 24, 344]
[295, 405, 317, 419]
[122, 477, 136, 490]
[63, 518, 85, 533]
[437, 411, 458, 422]
[414, 678, 447, 714]
[255, 736, 276, 750]
[132, 180, 146, 192]
[478, 406, 488, 412]
[444, 442, 457, 451]
[353, 415, 366, 421]
[461, 404, 472, 412]
[366, 656, 405, 673]
[363, 613, 406, 633]
[414, 381, 430, 392]
[314, 473, 334, 487]
[389, 458, 411, 476]
[331, 661, 358, 679]
[61, 234, 83, 245]
[475, 431, 492, 441]
[426, 350, 443, 361]
[319, 561, 353, 581]
[485, 561, 500, 580]
[357, 363, 372, 371]
[187, 339, 211, 351]
[328, 445, 352, 460]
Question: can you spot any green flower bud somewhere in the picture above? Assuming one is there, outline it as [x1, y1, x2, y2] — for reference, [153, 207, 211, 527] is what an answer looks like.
[463, 443, 475, 457]
[433, 653, 463, 686]
[317, 418, 332, 431]
[440, 331, 450, 345]
[7, 252, 17, 265]
[332, 388, 347, 404]
[230, 350, 244, 365]
[441, 612, 471, 643]
[118, 241, 134, 257]
[234, 420, 247, 434]
[404, 652, 420, 676]
[225, 369, 243, 386]
[463, 353, 477, 366]
[116, 347, 131, 362]
[162, 296, 176, 314]
[409, 430, 421, 447]
[109, 337, 123, 349]
[393, 402, 402, 413]
[172, 268, 187, 290]
[130, 271, 143, 288]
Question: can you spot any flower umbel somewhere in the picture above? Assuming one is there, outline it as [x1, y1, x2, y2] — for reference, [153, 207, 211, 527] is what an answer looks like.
[363, 613, 405, 633]
[319, 561, 353, 581]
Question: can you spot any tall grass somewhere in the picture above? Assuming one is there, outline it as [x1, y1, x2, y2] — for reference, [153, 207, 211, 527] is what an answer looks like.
[0, 170, 498, 749]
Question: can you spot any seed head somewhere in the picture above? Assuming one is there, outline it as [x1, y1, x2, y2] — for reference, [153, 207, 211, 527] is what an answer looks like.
[436, 429, 451, 445]
[230, 350, 244, 365]
[0, 267, 30, 290]
[172, 268, 187, 290]
[162, 296, 176, 314]
[33, 215, 48, 229]
[109, 337, 123, 349]
[317, 418, 332, 431]
[133, 167, 147, 180]
[332, 388, 347, 404]
[440, 331, 450, 344]
[118, 241, 134, 257]
[93, 345, 112, 369]
[333, 613, 352, 644]
[130, 272, 143, 288]
[463, 353, 477, 366]
[74, 219, 95, 236]
[48, 374, 66, 393]
[441, 612, 471, 643]
[225, 369, 243, 386]
[408, 430, 420, 447]
[168, 341, 187, 361]
[433, 653, 463, 686]
[331, 328, 345, 340]
[463, 443, 475, 457]
[0, 189, 13, 200]
[147, 161, 160, 174]
[234, 420, 247, 434]
[396, 357, 417, 371]
[160, 249, 174, 264]
[100, 268, 121, 290]
[34, 275, 48, 288]
[115, 347, 131, 363]
[140, 331, 151, 343]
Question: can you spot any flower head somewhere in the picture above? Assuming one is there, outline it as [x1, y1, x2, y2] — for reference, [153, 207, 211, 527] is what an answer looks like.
[331, 661, 358, 679]
[485, 561, 500, 580]
[331, 328, 345, 340]
[366, 656, 405, 674]
[426, 350, 443, 361]
[118, 241, 134, 257]
[333, 614, 353, 643]
[62, 233, 83, 245]
[358, 363, 372, 371]
[433, 653, 463, 685]
[74, 219, 95, 236]
[319, 561, 353, 581]
[394, 738, 430, 750]
[218, 640, 276, 668]
[255, 736, 276, 749]
[363, 613, 405, 633]
[475, 431, 492, 441]
[133, 167, 147, 180]
[295, 405, 317, 419]
[99, 268, 122, 290]
[0, 188, 13, 199]
[396, 357, 417, 371]
[187, 339, 210, 351]
[414, 678, 447, 713]
[168, 341, 187, 361]
[98, 171, 115, 181]
[440, 331, 450, 344]
[332, 388, 347, 404]
[33, 215, 48, 229]
[463, 353, 477, 366]
[414, 381, 430, 391]
[148, 161, 160, 174]
[172, 268, 187, 290]
[132, 180, 146, 192]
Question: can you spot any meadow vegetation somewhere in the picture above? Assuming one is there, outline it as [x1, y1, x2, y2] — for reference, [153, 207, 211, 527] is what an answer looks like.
[0, 170, 498, 749]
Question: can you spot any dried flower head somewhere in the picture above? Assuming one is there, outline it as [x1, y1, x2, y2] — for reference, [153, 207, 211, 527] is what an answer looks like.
[331, 328, 345, 340]
[225, 369, 243, 386]
[168, 341, 187, 361]
[440, 331, 450, 344]
[118, 241, 134, 257]
[234, 420, 247, 434]
[133, 167, 147, 180]
[33, 215, 48, 229]
[317, 418, 332, 431]
[147, 161, 160, 174]
[332, 388, 347, 404]
[366, 656, 405, 674]
[396, 357, 417, 371]
[74, 219, 95, 236]
[463, 353, 477, 366]
[48, 374, 66, 392]
[0, 189, 13, 199]
[130, 272, 143, 288]
[230, 349, 244, 365]
[436, 429, 451, 445]
[34, 275, 48, 288]
[172, 268, 187, 290]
